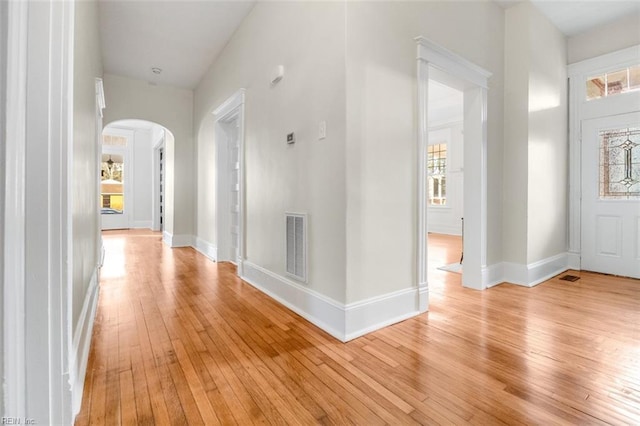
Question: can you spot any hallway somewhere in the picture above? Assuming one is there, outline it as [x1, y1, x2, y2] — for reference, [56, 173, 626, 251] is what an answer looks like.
[76, 231, 640, 425]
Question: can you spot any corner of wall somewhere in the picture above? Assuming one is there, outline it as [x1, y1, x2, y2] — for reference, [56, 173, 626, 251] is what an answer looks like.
[162, 231, 194, 248]
[240, 261, 423, 342]
[502, 252, 569, 287]
[194, 237, 217, 261]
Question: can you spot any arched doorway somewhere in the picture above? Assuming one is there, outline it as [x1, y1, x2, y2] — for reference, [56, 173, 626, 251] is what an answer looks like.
[100, 119, 174, 234]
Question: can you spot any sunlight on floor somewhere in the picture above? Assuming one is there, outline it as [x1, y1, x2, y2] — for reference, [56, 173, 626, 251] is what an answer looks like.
[101, 235, 127, 279]
[427, 233, 463, 292]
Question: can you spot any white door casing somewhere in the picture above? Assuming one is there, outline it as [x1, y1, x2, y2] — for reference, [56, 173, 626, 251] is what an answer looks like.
[216, 117, 240, 263]
[227, 119, 240, 263]
[581, 113, 640, 279]
[214, 89, 245, 271]
[416, 37, 492, 303]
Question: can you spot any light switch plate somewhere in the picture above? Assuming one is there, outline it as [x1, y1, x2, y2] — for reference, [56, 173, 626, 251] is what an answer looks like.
[319, 121, 327, 140]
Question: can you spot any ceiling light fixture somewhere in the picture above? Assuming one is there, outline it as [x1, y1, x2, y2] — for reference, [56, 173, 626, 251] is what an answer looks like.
[151, 67, 162, 74]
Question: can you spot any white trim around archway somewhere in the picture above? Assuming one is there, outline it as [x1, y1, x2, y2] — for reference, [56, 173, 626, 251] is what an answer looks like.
[415, 37, 492, 308]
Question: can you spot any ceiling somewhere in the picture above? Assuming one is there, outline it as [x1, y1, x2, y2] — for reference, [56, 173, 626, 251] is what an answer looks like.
[98, 0, 638, 91]
[98, 0, 255, 89]
[496, 0, 640, 36]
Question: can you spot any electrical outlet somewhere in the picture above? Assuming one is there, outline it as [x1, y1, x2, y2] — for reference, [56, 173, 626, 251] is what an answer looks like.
[319, 121, 327, 140]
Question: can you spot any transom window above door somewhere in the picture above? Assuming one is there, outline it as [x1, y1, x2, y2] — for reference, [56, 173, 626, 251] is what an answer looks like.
[586, 65, 640, 101]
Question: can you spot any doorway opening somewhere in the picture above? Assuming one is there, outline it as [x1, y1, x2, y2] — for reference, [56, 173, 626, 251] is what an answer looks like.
[101, 119, 171, 234]
[425, 80, 465, 293]
[213, 89, 246, 273]
[416, 37, 492, 312]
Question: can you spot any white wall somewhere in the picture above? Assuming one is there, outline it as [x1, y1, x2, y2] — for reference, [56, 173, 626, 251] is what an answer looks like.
[132, 129, 152, 227]
[526, 5, 567, 264]
[194, 2, 348, 303]
[72, 0, 103, 335]
[503, 2, 568, 266]
[71, 0, 105, 418]
[568, 13, 640, 64]
[503, 4, 531, 264]
[345, 1, 505, 302]
[0, 0, 7, 413]
[102, 73, 194, 238]
[427, 122, 464, 235]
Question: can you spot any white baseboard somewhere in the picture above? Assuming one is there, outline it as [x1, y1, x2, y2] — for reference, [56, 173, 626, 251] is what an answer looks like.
[70, 266, 100, 417]
[99, 240, 105, 268]
[502, 252, 569, 287]
[131, 220, 152, 229]
[194, 237, 217, 261]
[162, 231, 194, 248]
[482, 263, 504, 288]
[241, 261, 346, 340]
[241, 261, 423, 342]
[344, 287, 422, 341]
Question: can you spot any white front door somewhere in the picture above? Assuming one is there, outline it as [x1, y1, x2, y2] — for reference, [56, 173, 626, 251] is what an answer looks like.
[581, 112, 640, 278]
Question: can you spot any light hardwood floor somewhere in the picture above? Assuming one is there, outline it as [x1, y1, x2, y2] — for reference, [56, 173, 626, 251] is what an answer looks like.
[76, 230, 640, 425]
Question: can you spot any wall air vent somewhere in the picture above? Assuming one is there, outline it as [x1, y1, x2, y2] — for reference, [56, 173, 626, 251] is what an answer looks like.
[285, 213, 307, 282]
